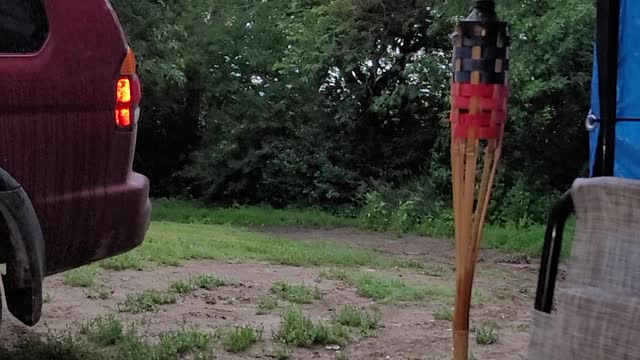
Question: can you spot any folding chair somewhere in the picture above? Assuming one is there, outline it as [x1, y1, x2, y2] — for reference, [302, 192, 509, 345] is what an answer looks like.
[529, 0, 640, 358]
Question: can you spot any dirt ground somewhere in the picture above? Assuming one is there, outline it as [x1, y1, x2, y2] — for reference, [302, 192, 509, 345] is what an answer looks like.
[1, 228, 536, 359]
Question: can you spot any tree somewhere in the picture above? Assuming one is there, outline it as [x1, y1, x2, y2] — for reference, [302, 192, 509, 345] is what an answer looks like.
[113, 0, 596, 222]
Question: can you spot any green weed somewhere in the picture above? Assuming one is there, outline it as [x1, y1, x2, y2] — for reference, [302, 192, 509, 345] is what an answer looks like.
[222, 325, 263, 353]
[193, 274, 226, 289]
[360, 191, 390, 232]
[256, 295, 280, 315]
[99, 253, 145, 271]
[0, 317, 214, 360]
[319, 269, 350, 281]
[275, 346, 291, 359]
[273, 308, 349, 347]
[0, 335, 100, 360]
[168, 274, 226, 295]
[271, 282, 322, 304]
[157, 329, 212, 357]
[473, 323, 500, 345]
[433, 307, 453, 321]
[114, 331, 152, 360]
[63, 266, 100, 288]
[80, 315, 125, 346]
[119, 289, 177, 313]
[169, 279, 196, 294]
[84, 285, 112, 300]
[312, 321, 350, 347]
[334, 306, 381, 336]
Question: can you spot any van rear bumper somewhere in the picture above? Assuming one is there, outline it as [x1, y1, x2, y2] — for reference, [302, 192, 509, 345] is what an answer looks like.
[36, 172, 151, 276]
[0, 168, 149, 327]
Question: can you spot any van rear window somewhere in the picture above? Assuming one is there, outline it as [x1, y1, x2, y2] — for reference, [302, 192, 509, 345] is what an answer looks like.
[0, 0, 48, 54]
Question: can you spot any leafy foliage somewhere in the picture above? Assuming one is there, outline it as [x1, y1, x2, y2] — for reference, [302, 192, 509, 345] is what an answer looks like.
[113, 0, 595, 222]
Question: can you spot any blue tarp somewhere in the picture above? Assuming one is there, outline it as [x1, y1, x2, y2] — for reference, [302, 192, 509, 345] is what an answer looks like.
[590, 0, 640, 178]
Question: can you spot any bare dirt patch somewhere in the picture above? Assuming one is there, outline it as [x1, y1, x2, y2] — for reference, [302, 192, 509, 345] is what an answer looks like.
[1, 229, 534, 359]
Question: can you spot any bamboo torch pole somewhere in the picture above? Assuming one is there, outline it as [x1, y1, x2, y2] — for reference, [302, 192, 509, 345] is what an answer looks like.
[450, 2, 509, 359]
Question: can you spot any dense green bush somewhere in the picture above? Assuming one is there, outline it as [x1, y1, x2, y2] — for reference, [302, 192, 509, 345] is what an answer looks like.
[113, 0, 595, 220]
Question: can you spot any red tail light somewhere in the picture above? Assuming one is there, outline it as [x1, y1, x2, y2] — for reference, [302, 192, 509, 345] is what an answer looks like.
[115, 48, 140, 129]
[116, 78, 132, 103]
[115, 107, 131, 127]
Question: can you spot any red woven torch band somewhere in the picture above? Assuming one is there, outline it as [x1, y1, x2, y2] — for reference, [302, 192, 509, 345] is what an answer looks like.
[450, 83, 509, 139]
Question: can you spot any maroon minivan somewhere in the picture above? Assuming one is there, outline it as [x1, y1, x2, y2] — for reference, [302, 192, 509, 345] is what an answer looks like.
[0, 0, 150, 325]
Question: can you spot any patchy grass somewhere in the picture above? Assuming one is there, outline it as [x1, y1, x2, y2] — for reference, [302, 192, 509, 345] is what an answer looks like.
[271, 282, 322, 304]
[124, 221, 419, 269]
[91, 214, 486, 272]
[319, 268, 351, 282]
[473, 322, 500, 345]
[275, 346, 292, 360]
[157, 329, 213, 357]
[193, 274, 226, 289]
[311, 321, 350, 347]
[83, 284, 113, 300]
[484, 221, 575, 259]
[0, 335, 100, 360]
[169, 274, 227, 295]
[152, 199, 358, 228]
[433, 306, 454, 321]
[169, 279, 195, 294]
[334, 306, 381, 336]
[354, 273, 453, 302]
[0, 316, 214, 360]
[63, 266, 100, 288]
[321, 269, 453, 303]
[99, 253, 145, 271]
[256, 295, 280, 315]
[119, 289, 177, 313]
[152, 200, 575, 258]
[222, 325, 263, 353]
[274, 308, 349, 347]
[80, 315, 126, 346]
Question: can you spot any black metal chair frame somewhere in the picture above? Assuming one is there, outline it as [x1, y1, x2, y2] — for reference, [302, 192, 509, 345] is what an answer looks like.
[462, 0, 620, 316]
[533, 0, 619, 314]
[534, 192, 573, 313]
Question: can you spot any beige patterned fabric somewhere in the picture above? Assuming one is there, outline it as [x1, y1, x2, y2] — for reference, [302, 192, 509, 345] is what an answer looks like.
[528, 177, 640, 360]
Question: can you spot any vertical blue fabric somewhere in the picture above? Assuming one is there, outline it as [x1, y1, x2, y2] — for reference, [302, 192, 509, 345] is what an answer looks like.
[590, 0, 640, 178]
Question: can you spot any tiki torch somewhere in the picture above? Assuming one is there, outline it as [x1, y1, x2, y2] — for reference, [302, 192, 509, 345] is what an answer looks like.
[449, 1, 509, 359]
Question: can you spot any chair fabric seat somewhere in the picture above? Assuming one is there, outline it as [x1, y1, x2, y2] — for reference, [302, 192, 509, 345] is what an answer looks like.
[528, 177, 640, 359]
